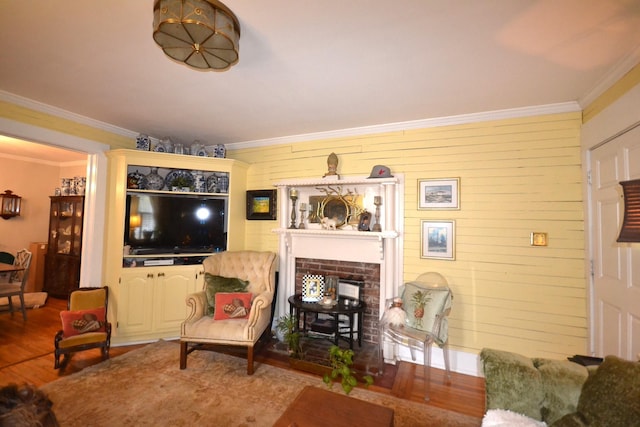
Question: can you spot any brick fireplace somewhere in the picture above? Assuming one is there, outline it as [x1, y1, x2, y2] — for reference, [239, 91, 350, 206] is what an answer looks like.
[294, 258, 381, 344]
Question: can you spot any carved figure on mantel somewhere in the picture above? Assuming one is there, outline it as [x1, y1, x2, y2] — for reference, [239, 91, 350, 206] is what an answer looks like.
[323, 152, 340, 179]
[321, 217, 338, 230]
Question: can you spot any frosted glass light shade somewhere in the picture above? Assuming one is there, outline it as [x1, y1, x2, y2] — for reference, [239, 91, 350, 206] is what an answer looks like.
[153, 0, 240, 71]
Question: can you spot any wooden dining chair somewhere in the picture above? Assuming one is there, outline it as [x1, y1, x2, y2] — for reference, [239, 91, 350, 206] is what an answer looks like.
[0, 249, 33, 321]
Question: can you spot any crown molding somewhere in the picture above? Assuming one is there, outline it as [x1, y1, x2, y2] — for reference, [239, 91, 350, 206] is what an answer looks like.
[1, 89, 580, 151]
[0, 90, 137, 139]
[579, 46, 640, 108]
[230, 102, 581, 150]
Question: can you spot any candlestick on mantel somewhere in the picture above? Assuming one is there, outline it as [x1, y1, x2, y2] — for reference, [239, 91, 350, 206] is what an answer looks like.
[289, 188, 298, 229]
[298, 202, 307, 229]
[372, 196, 382, 232]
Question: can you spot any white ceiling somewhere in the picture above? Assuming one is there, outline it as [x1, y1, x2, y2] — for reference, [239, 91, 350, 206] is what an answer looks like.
[1, 0, 640, 158]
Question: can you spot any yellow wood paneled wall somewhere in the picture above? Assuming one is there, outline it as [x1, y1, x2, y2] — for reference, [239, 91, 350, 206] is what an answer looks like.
[230, 111, 585, 359]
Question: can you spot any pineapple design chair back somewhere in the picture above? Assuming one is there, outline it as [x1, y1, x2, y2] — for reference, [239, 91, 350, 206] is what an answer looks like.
[379, 272, 452, 401]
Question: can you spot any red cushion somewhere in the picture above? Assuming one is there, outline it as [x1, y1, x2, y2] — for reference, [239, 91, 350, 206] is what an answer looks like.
[60, 307, 106, 337]
[213, 292, 252, 320]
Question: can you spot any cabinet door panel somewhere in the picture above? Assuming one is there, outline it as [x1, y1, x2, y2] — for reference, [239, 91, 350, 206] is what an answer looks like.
[118, 271, 154, 335]
[153, 267, 196, 333]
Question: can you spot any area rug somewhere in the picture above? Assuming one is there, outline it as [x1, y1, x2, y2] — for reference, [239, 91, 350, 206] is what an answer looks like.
[0, 292, 48, 310]
[40, 340, 481, 427]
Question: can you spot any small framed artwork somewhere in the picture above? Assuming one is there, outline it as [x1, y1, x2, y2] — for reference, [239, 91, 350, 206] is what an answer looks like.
[418, 178, 460, 210]
[421, 220, 455, 260]
[246, 189, 277, 220]
[302, 274, 325, 302]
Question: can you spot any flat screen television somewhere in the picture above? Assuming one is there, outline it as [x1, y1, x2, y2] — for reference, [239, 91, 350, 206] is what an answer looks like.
[124, 192, 227, 255]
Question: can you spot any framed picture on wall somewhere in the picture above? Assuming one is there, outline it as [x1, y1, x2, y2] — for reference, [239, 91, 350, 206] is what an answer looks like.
[421, 220, 455, 260]
[246, 189, 277, 220]
[418, 178, 460, 210]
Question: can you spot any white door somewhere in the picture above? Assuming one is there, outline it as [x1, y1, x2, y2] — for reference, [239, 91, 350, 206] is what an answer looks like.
[590, 123, 640, 361]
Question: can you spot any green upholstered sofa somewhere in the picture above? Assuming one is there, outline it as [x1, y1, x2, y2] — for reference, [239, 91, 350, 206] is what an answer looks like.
[480, 348, 640, 427]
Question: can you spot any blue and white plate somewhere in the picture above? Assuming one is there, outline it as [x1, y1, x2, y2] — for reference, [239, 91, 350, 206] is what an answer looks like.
[164, 170, 195, 190]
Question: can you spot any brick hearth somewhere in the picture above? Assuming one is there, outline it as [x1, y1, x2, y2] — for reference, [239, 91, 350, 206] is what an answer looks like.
[294, 258, 381, 344]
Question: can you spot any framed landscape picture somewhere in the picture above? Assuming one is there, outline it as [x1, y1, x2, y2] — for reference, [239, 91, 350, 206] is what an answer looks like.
[418, 178, 460, 210]
[246, 189, 277, 220]
[421, 220, 455, 260]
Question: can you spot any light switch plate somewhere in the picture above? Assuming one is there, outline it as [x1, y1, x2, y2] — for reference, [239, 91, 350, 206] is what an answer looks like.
[530, 232, 548, 246]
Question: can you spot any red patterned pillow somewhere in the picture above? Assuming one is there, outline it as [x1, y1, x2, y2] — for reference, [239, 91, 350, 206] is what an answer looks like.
[60, 307, 106, 337]
[213, 292, 252, 320]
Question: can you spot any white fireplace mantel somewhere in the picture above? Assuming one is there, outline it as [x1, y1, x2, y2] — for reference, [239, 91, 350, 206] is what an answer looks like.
[272, 174, 404, 321]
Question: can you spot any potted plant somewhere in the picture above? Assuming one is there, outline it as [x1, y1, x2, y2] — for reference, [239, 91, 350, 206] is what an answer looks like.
[275, 314, 303, 359]
[322, 345, 373, 395]
[170, 175, 193, 192]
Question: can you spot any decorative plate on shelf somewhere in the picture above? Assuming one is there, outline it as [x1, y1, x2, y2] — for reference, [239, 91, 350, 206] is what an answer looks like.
[302, 274, 325, 302]
[164, 170, 195, 191]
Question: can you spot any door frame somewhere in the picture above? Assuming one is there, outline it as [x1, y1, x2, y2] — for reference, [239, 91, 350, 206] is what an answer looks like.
[585, 121, 640, 356]
[0, 117, 109, 289]
[582, 81, 640, 356]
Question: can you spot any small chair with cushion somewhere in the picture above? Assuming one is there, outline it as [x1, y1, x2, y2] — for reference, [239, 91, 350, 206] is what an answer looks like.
[0, 248, 32, 321]
[54, 286, 111, 369]
[180, 250, 277, 374]
[379, 272, 453, 401]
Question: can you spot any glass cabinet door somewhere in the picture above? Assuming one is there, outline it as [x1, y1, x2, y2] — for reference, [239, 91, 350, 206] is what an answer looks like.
[49, 196, 84, 256]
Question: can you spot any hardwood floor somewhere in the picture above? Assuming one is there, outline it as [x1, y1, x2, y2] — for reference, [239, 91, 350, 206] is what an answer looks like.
[0, 296, 486, 419]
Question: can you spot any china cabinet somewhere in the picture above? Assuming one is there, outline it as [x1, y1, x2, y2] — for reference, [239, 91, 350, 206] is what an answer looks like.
[44, 196, 84, 297]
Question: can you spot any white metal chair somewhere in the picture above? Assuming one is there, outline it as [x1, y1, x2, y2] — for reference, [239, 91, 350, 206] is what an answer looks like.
[0, 249, 33, 321]
[379, 272, 453, 401]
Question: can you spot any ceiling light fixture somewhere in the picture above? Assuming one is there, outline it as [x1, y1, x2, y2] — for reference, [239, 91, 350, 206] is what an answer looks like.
[617, 179, 640, 243]
[153, 0, 240, 71]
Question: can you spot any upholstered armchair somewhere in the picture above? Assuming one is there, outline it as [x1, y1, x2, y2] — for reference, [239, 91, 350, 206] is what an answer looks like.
[180, 250, 277, 375]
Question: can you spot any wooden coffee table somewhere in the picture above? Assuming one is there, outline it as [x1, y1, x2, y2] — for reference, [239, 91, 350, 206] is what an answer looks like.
[274, 385, 394, 427]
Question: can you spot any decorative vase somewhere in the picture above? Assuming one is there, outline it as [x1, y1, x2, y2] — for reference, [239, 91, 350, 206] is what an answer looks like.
[214, 144, 226, 158]
[206, 174, 218, 193]
[216, 173, 229, 193]
[61, 178, 72, 196]
[145, 167, 165, 191]
[127, 170, 147, 190]
[136, 134, 150, 151]
[193, 172, 206, 192]
[74, 176, 86, 195]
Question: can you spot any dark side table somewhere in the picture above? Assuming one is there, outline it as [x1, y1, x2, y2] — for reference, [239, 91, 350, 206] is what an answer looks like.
[288, 294, 365, 349]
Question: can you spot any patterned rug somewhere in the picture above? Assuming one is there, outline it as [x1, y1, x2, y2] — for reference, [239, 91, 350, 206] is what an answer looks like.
[41, 340, 481, 426]
[0, 292, 48, 310]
